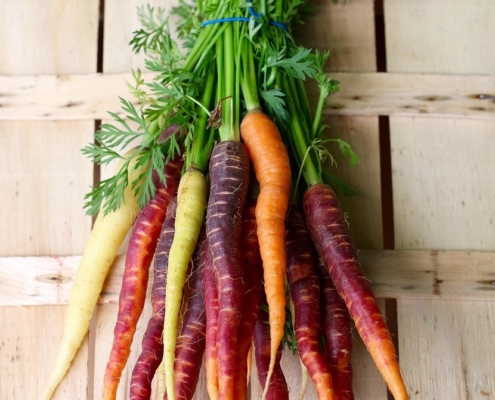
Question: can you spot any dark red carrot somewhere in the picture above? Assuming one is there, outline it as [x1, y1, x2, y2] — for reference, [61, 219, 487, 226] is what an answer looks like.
[303, 183, 408, 400]
[317, 259, 354, 400]
[169, 230, 207, 400]
[205, 140, 250, 399]
[253, 289, 289, 400]
[233, 199, 264, 400]
[285, 207, 335, 400]
[201, 225, 219, 400]
[103, 128, 183, 400]
[129, 198, 177, 400]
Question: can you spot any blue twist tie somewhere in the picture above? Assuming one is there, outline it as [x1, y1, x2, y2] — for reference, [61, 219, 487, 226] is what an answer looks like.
[201, 1, 288, 31]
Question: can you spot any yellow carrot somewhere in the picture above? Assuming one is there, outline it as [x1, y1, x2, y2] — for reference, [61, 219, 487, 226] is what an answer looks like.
[163, 168, 207, 400]
[42, 150, 146, 400]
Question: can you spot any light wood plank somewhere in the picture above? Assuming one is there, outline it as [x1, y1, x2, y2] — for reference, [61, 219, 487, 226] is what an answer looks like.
[3, 250, 493, 306]
[386, 1, 495, 399]
[385, 0, 495, 74]
[0, 1, 99, 399]
[2, 72, 494, 121]
[0, 121, 94, 256]
[0, 305, 89, 400]
[0, 0, 99, 75]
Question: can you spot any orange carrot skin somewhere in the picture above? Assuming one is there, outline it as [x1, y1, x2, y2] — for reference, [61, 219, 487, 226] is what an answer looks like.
[317, 260, 354, 400]
[201, 226, 219, 400]
[172, 230, 206, 400]
[240, 110, 291, 387]
[286, 207, 335, 400]
[233, 199, 264, 400]
[253, 289, 289, 400]
[129, 198, 177, 400]
[103, 157, 183, 400]
[206, 140, 250, 399]
[303, 184, 408, 400]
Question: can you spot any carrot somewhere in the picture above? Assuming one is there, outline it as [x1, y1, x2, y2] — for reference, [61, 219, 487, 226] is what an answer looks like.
[240, 109, 291, 398]
[233, 199, 264, 400]
[317, 259, 354, 400]
[253, 288, 289, 400]
[286, 207, 335, 400]
[170, 229, 207, 400]
[103, 155, 183, 400]
[201, 224, 219, 400]
[303, 183, 408, 400]
[205, 140, 250, 399]
[42, 149, 146, 400]
[164, 167, 207, 400]
[129, 198, 176, 399]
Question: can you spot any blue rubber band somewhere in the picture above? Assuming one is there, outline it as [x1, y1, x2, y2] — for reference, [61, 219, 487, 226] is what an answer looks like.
[200, 1, 288, 31]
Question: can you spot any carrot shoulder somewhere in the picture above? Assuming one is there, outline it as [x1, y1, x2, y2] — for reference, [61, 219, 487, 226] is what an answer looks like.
[303, 183, 408, 400]
[240, 109, 291, 398]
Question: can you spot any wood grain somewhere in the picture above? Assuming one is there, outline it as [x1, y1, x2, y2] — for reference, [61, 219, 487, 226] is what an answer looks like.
[3, 249, 493, 306]
[2, 72, 494, 121]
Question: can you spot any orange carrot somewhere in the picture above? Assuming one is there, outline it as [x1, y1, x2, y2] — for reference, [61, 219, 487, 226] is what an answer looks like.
[240, 109, 291, 398]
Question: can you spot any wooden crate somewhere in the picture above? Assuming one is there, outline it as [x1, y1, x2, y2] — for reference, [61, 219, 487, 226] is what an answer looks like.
[1, 0, 494, 399]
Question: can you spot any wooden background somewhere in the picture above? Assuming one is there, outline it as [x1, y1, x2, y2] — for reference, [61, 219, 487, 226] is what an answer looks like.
[1, 0, 494, 399]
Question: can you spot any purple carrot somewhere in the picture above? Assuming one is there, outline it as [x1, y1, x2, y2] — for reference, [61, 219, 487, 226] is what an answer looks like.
[201, 225, 219, 399]
[317, 259, 354, 400]
[129, 198, 177, 400]
[253, 288, 289, 400]
[286, 207, 334, 400]
[303, 183, 408, 400]
[234, 199, 264, 400]
[205, 140, 250, 399]
[168, 229, 207, 400]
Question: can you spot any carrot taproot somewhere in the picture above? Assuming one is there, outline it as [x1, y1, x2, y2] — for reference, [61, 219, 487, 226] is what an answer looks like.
[286, 207, 335, 400]
[233, 198, 264, 400]
[201, 224, 219, 400]
[42, 149, 146, 400]
[240, 109, 291, 398]
[303, 183, 408, 400]
[205, 140, 250, 399]
[128, 198, 176, 399]
[317, 259, 354, 400]
[170, 229, 207, 400]
[253, 289, 289, 400]
[164, 167, 208, 400]
[103, 155, 183, 400]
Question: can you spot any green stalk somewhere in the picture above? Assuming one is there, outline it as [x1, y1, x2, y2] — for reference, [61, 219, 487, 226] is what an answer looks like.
[218, 22, 236, 141]
[282, 75, 321, 186]
[240, 38, 261, 111]
[189, 67, 216, 171]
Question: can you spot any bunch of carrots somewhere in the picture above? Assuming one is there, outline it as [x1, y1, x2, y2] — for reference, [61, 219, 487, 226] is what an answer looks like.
[42, 1, 409, 400]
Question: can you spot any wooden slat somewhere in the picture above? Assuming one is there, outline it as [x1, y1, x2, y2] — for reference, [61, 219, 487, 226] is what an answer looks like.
[385, 0, 495, 399]
[2, 72, 494, 121]
[3, 249, 493, 307]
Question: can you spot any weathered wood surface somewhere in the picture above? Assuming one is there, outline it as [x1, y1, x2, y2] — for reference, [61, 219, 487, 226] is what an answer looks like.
[1, 72, 494, 121]
[2, 250, 494, 307]
[386, 0, 495, 399]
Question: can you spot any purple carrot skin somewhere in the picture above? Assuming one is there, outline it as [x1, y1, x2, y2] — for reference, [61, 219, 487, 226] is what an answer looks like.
[201, 226, 219, 400]
[233, 199, 264, 400]
[285, 207, 335, 400]
[129, 198, 177, 400]
[317, 259, 354, 400]
[169, 230, 207, 400]
[303, 184, 408, 400]
[103, 156, 183, 400]
[253, 290, 289, 400]
[205, 140, 250, 399]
